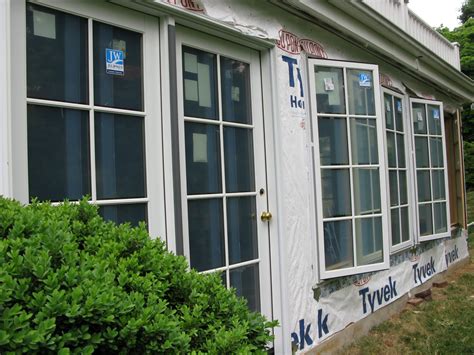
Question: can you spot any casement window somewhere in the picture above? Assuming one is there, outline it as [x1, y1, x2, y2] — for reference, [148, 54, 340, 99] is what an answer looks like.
[410, 99, 450, 241]
[382, 89, 413, 252]
[308, 59, 389, 279]
[18, 1, 164, 236]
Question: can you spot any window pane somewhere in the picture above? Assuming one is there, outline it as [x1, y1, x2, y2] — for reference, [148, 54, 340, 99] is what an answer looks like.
[188, 199, 224, 271]
[384, 94, 394, 130]
[353, 168, 381, 215]
[432, 170, 446, 200]
[99, 203, 147, 227]
[415, 137, 429, 168]
[227, 196, 258, 264]
[221, 57, 251, 124]
[224, 127, 255, 193]
[389, 170, 398, 206]
[26, 4, 88, 104]
[93, 22, 143, 111]
[391, 208, 400, 246]
[314, 66, 345, 114]
[355, 217, 383, 265]
[27, 105, 90, 202]
[394, 98, 404, 132]
[185, 123, 221, 195]
[347, 69, 375, 116]
[230, 264, 260, 312]
[351, 118, 378, 165]
[399, 170, 408, 205]
[430, 138, 444, 168]
[433, 202, 447, 233]
[417, 171, 431, 202]
[95, 113, 145, 199]
[183, 46, 218, 120]
[318, 117, 348, 165]
[386, 132, 396, 168]
[324, 220, 353, 270]
[397, 134, 406, 168]
[321, 169, 351, 218]
[400, 206, 410, 242]
[427, 105, 442, 135]
[419, 204, 433, 236]
[412, 103, 427, 134]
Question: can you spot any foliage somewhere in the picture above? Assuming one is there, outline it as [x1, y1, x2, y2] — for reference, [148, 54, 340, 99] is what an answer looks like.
[0, 197, 276, 353]
[459, 0, 474, 24]
[465, 141, 474, 191]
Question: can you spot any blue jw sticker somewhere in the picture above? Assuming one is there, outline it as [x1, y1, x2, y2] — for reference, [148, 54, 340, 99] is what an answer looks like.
[106, 48, 124, 75]
[358, 72, 371, 87]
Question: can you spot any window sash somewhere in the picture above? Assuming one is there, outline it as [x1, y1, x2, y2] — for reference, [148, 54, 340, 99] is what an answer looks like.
[309, 59, 390, 279]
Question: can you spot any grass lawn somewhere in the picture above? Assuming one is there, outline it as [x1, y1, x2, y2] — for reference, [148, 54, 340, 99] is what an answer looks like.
[341, 232, 474, 355]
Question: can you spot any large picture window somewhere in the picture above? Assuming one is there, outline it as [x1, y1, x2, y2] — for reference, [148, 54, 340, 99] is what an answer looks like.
[410, 98, 450, 241]
[309, 60, 389, 279]
[382, 89, 413, 252]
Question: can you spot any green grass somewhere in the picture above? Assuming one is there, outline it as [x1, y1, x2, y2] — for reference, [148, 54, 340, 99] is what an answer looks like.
[341, 232, 474, 355]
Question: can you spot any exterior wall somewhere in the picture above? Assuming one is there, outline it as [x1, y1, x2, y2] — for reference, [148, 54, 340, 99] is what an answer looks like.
[0, 0, 10, 197]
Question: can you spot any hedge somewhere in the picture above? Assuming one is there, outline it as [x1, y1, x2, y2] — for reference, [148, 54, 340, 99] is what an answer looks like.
[0, 197, 276, 353]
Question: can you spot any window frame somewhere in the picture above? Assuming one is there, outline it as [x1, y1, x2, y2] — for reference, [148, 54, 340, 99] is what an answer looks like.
[308, 59, 390, 279]
[381, 87, 415, 253]
[409, 97, 451, 242]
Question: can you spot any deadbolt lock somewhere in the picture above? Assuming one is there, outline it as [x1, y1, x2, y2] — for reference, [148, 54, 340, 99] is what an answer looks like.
[260, 211, 272, 222]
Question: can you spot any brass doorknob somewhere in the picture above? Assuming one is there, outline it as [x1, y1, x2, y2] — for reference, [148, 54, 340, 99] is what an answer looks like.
[261, 211, 272, 222]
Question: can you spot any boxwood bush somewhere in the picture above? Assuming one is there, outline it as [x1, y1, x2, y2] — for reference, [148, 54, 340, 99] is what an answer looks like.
[0, 197, 276, 353]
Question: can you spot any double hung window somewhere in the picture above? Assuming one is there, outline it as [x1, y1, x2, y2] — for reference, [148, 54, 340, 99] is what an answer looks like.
[309, 60, 389, 278]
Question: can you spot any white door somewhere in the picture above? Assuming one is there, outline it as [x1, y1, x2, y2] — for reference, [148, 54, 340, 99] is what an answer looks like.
[176, 27, 272, 318]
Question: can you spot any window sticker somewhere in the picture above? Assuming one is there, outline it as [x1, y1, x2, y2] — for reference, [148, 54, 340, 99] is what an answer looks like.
[385, 100, 391, 112]
[358, 72, 371, 87]
[323, 77, 335, 91]
[416, 111, 424, 130]
[397, 101, 402, 112]
[106, 48, 124, 75]
[231, 86, 240, 102]
[33, 10, 56, 39]
[192, 133, 208, 163]
[316, 72, 341, 105]
[433, 109, 440, 120]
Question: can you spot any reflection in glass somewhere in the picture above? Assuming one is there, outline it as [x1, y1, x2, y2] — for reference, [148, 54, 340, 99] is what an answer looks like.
[183, 46, 217, 119]
[384, 94, 394, 130]
[324, 220, 353, 270]
[419, 204, 433, 236]
[355, 217, 383, 265]
[27, 4, 88, 104]
[230, 264, 260, 312]
[188, 199, 224, 271]
[185, 123, 221, 195]
[321, 169, 351, 218]
[318, 117, 348, 165]
[428, 105, 442, 135]
[93, 21, 143, 111]
[27, 105, 90, 202]
[415, 137, 429, 168]
[95, 113, 145, 199]
[430, 138, 444, 168]
[397, 134, 406, 168]
[389, 171, 398, 206]
[395, 98, 404, 132]
[227, 197, 258, 264]
[224, 127, 255, 193]
[432, 170, 446, 200]
[401, 207, 410, 242]
[99, 203, 147, 228]
[387, 132, 396, 168]
[351, 118, 378, 165]
[347, 69, 375, 116]
[314, 66, 345, 114]
[221, 57, 251, 124]
[433, 202, 447, 233]
[391, 208, 400, 246]
[417, 171, 431, 202]
[399, 171, 408, 204]
[412, 103, 427, 134]
[353, 168, 381, 215]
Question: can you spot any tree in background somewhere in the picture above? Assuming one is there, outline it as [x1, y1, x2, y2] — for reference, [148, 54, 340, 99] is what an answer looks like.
[437, 0, 474, 190]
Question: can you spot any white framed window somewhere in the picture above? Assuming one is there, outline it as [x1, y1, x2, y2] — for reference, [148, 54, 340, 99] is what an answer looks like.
[12, 0, 165, 238]
[308, 59, 389, 279]
[410, 98, 450, 241]
[381, 88, 414, 252]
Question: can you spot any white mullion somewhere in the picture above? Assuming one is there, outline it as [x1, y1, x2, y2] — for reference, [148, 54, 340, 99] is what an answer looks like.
[95, 197, 149, 205]
[424, 104, 436, 233]
[393, 96, 404, 242]
[88, 18, 97, 203]
[183, 116, 221, 126]
[26, 98, 91, 111]
[93, 105, 146, 117]
[316, 113, 377, 119]
[216, 54, 230, 288]
[321, 163, 379, 169]
[201, 258, 261, 275]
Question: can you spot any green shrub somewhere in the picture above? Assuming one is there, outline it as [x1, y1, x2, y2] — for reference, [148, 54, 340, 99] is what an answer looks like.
[0, 197, 276, 353]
